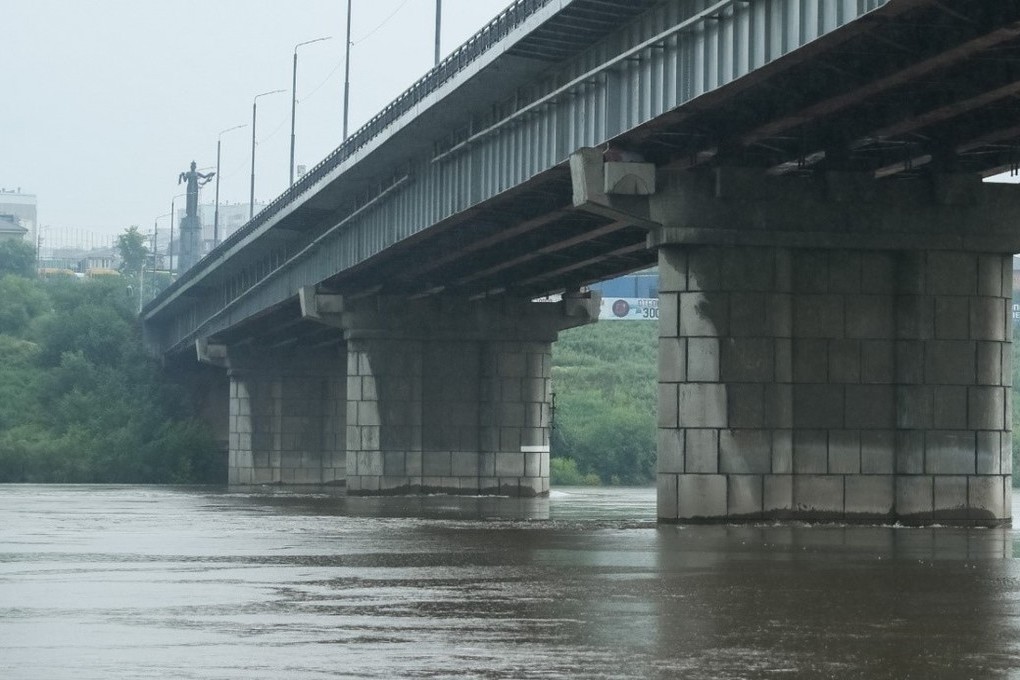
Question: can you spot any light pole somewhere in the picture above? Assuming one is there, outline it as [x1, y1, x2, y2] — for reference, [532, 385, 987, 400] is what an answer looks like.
[215, 123, 247, 247]
[435, 0, 442, 65]
[35, 225, 45, 274]
[250, 89, 286, 220]
[152, 212, 171, 279]
[343, 0, 352, 140]
[139, 231, 152, 313]
[169, 193, 185, 277]
[291, 36, 332, 187]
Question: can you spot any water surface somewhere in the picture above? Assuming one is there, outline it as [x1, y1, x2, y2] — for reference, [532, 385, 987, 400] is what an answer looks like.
[2, 485, 1019, 679]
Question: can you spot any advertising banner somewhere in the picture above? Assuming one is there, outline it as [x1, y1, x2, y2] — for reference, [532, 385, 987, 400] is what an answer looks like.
[600, 297, 658, 321]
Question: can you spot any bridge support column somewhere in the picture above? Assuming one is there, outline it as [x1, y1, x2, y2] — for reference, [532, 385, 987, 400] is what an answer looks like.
[335, 295, 598, 496]
[199, 343, 347, 486]
[650, 169, 1019, 525]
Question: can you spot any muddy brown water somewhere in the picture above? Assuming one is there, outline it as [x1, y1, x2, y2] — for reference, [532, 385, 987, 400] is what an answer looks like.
[2, 485, 1019, 679]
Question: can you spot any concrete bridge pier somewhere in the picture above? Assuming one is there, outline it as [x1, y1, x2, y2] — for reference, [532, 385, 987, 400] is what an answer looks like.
[649, 168, 1018, 526]
[302, 291, 599, 496]
[198, 342, 347, 485]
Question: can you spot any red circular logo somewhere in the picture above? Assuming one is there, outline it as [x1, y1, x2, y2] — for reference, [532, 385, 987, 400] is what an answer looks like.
[612, 299, 630, 317]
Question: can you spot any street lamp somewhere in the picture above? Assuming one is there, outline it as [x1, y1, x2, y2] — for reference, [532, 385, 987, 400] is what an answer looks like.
[250, 89, 286, 220]
[169, 193, 185, 277]
[35, 225, 47, 275]
[152, 211, 171, 279]
[343, 0, 352, 140]
[291, 36, 332, 187]
[435, 0, 442, 65]
[215, 123, 247, 247]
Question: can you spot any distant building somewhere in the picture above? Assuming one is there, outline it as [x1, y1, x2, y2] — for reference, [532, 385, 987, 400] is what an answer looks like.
[590, 269, 658, 299]
[77, 249, 118, 273]
[0, 214, 28, 242]
[589, 268, 659, 320]
[0, 189, 37, 245]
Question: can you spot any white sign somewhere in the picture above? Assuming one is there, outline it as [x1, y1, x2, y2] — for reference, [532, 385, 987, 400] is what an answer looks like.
[600, 297, 658, 321]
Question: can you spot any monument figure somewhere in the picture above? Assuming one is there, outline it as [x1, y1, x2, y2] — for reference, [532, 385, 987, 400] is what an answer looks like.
[177, 161, 215, 272]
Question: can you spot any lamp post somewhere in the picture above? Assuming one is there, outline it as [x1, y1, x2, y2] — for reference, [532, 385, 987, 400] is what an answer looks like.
[152, 212, 171, 280]
[343, 0, 352, 140]
[291, 36, 332, 187]
[215, 123, 247, 247]
[435, 0, 442, 65]
[35, 225, 46, 274]
[250, 89, 286, 220]
[169, 193, 185, 277]
[152, 216, 159, 281]
[139, 230, 152, 313]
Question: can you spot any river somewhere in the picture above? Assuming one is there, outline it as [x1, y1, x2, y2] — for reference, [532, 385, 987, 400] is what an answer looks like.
[2, 485, 1019, 679]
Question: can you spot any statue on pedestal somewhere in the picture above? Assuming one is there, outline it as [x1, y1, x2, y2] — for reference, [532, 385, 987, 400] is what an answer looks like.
[177, 161, 215, 272]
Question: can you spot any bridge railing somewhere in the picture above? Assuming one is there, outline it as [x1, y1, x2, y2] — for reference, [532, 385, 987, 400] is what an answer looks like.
[146, 0, 554, 313]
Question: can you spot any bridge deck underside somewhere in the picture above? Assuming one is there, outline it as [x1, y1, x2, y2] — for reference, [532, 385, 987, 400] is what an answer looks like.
[152, 0, 1020, 356]
[208, 167, 655, 353]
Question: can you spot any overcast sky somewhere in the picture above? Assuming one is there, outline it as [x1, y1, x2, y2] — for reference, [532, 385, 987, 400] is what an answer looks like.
[2, 0, 511, 244]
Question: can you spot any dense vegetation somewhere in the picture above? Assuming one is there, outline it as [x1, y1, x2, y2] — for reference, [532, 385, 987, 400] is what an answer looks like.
[0, 261, 221, 483]
[551, 322, 657, 485]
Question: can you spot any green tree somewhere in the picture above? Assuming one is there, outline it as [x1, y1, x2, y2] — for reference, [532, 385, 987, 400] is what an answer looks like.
[0, 275, 222, 484]
[0, 238, 36, 278]
[116, 226, 148, 275]
[0, 274, 50, 334]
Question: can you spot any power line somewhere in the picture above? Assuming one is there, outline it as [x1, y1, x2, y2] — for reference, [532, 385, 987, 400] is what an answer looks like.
[299, 58, 344, 102]
[352, 0, 413, 45]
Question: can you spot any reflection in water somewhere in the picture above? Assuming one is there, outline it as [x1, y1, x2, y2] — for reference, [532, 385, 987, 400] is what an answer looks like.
[1, 485, 1019, 679]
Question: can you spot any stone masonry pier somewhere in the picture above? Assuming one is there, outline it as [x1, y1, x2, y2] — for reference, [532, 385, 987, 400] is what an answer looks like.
[649, 168, 1019, 526]
[198, 344, 347, 486]
[196, 293, 599, 495]
[301, 292, 599, 496]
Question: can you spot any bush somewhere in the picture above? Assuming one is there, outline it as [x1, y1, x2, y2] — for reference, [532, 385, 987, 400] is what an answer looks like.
[550, 457, 587, 485]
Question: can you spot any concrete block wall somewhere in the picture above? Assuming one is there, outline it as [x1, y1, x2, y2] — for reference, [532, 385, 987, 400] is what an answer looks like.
[657, 245, 1011, 525]
[227, 362, 346, 486]
[479, 341, 553, 496]
[346, 337, 424, 494]
[345, 337, 552, 496]
[894, 251, 1012, 522]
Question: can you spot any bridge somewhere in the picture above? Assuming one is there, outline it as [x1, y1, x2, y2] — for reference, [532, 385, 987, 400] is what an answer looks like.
[143, 0, 1020, 525]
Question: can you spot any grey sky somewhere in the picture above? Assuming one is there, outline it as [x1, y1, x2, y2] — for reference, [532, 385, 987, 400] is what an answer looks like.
[2, 0, 510, 243]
